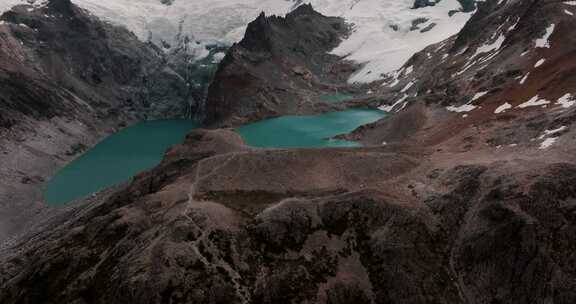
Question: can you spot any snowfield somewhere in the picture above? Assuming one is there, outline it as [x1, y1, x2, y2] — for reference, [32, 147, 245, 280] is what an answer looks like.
[0, 0, 47, 12]
[1, 0, 474, 84]
[313, 0, 474, 83]
[71, 0, 294, 44]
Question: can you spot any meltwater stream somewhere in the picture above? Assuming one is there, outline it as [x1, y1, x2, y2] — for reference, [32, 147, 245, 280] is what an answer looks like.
[44, 109, 387, 206]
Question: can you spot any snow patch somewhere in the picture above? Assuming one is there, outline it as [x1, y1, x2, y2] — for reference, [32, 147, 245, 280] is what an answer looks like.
[446, 91, 488, 113]
[534, 59, 546, 68]
[400, 81, 414, 93]
[379, 94, 409, 112]
[446, 104, 476, 113]
[519, 73, 530, 84]
[212, 52, 226, 63]
[534, 125, 566, 149]
[539, 137, 558, 149]
[517, 95, 550, 108]
[470, 91, 488, 102]
[539, 126, 566, 139]
[494, 102, 512, 114]
[472, 33, 505, 58]
[556, 93, 576, 108]
[535, 24, 555, 48]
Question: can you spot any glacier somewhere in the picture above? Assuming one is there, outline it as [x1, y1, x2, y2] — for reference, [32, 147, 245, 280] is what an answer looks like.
[1, 0, 474, 83]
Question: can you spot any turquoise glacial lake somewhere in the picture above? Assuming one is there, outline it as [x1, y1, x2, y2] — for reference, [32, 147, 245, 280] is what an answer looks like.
[237, 109, 386, 148]
[45, 109, 386, 206]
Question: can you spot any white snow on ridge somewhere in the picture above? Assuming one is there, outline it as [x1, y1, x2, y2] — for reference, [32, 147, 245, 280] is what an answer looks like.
[519, 73, 530, 84]
[445, 91, 489, 113]
[557, 93, 576, 108]
[539, 126, 566, 139]
[537, 126, 566, 149]
[472, 33, 505, 58]
[539, 137, 558, 149]
[470, 91, 488, 102]
[517, 95, 550, 108]
[494, 102, 512, 114]
[446, 104, 476, 113]
[379, 94, 409, 112]
[535, 24, 555, 48]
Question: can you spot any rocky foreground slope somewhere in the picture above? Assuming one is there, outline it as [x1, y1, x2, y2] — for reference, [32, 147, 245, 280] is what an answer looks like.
[1, 0, 576, 303]
[0, 0, 191, 240]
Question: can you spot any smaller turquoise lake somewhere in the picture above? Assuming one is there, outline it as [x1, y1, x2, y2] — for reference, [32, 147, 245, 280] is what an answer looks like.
[45, 109, 386, 206]
[237, 109, 385, 148]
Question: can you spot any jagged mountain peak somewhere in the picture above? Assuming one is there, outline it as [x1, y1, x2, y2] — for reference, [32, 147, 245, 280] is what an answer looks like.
[205, 4, 349, 126]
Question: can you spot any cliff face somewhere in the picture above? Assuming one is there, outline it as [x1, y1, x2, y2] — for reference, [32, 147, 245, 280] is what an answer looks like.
[204, 4, 353, 127]
[0, 0, 191, 241]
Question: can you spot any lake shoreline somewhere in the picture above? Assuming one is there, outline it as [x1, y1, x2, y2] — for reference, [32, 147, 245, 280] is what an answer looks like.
[44, 109, 388, 206]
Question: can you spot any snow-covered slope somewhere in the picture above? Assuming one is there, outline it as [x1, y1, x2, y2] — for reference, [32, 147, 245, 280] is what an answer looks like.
[0, 0, 47, 12]
[71, 0, 293, 44]
[0, 0, 474, 83]
[314, 0, 474, 82]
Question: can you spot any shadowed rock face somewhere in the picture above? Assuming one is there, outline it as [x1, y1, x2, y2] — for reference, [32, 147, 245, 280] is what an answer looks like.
[204, 4, 353, 127]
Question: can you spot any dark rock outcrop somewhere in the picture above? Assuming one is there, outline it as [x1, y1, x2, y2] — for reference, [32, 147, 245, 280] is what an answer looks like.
[204, 4, 352, 127]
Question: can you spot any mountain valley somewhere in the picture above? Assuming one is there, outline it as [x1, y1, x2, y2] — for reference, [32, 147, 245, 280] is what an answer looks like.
[1, 0, 576, 303]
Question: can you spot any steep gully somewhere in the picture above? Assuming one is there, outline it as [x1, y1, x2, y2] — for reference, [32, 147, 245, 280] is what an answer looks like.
[2, 0, 576, 303]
